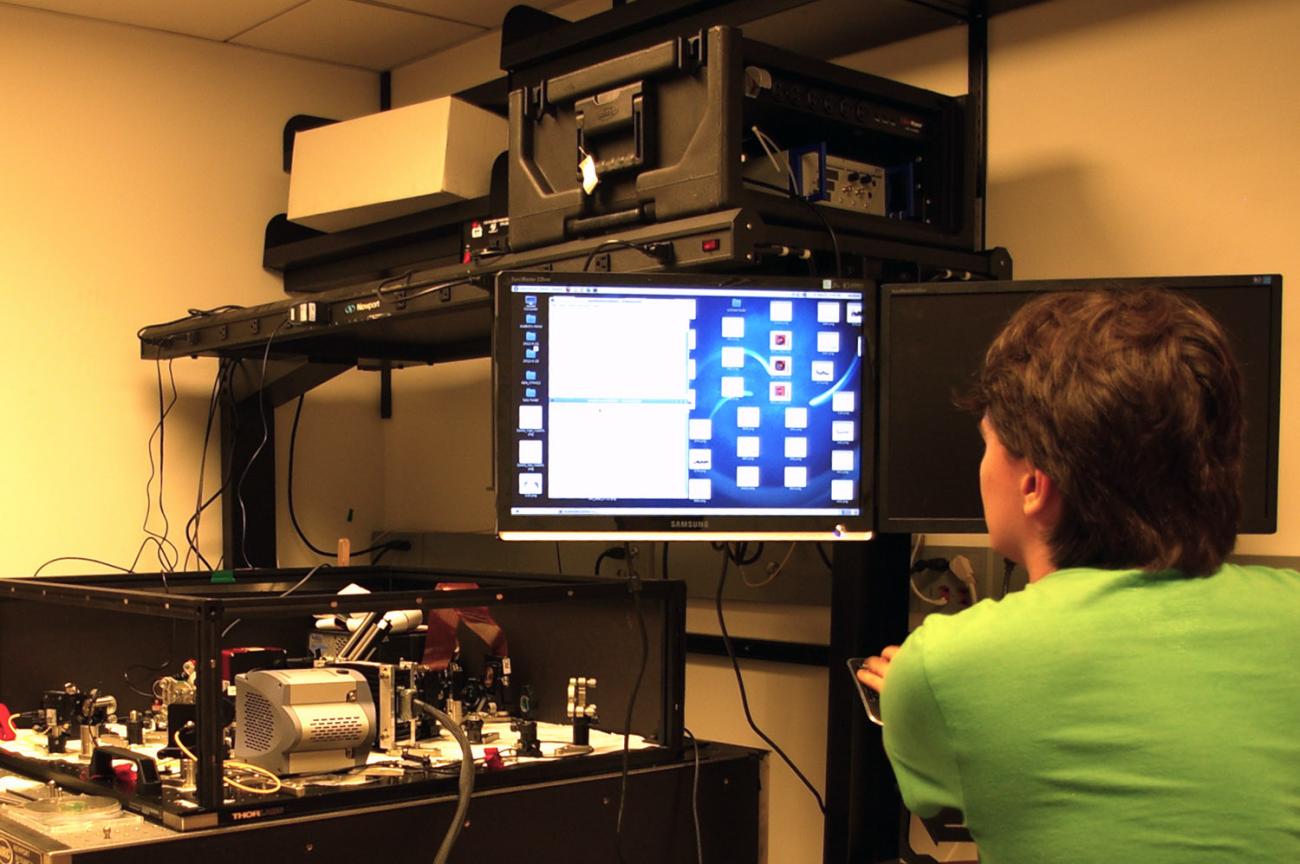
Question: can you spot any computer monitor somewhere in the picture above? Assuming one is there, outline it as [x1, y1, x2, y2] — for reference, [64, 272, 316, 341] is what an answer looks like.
[494, 271, 874, 541]
[877, 275, 1282, 534]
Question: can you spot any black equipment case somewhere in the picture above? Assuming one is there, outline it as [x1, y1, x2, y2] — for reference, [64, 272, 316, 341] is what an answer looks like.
[508, 25, 976, 254]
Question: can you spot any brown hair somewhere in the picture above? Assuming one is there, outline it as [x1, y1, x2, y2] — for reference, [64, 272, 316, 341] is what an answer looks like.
[965, 287, 1244, 575]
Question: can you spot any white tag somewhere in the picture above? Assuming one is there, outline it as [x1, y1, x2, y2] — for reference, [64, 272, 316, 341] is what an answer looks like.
[580, 152, 599, 194]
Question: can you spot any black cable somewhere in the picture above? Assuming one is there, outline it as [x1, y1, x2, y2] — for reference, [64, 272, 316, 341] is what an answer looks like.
[790, 194, 842, 279]
[237, 319, 290, 567]
[747, 127, 844, 278]
[554, 542, 563, 575]
[141, 357, 181, 575]
[815, 543, 833, 571]
[903, 0, 969, 22]
[152, 357, 180, 570]
[376, 271, 413, 295]
[726, 542, 764, 568]
[32, 556, 133, 577]
[184, 360, 243, 568]
[287, 395, 333, 559]
[223, 563, 330, 640]
[123, 658, 171, 699]
[594, 546, 628, 576]
[683, 726, 704, 864]
[286, 394, 410, 560]
[127, 536, 178, 577]
[1002, 558, 1016, 598]
[185, 360, 229, 571]
[615, 580, 649, 863]
[401, 277, 479, 302]
[581, 238, 675, 273]
[137, 304, 246, 342]
[715, 546, 827, 814]
[911, 557, 951, 574]
[374, 275, 478, 305]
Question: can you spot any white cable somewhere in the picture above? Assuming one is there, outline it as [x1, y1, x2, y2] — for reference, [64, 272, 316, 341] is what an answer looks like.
[910, 576, 948, 606]
[751, 125, 800, 194]
[949, 554, 978, 603]
[742, 542, 797, 589]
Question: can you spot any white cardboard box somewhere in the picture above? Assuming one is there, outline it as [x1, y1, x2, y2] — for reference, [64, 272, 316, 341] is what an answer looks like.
[287, 96, 506, 232]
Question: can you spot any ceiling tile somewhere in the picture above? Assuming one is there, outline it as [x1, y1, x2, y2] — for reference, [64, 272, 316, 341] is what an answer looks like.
[372, 0, 570, 29]
[2, 0, 306, 41]
[232, 0, 483, 70]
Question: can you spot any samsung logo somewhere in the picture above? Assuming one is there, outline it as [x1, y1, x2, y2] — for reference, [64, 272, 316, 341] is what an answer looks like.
[670, 520, 709, 529]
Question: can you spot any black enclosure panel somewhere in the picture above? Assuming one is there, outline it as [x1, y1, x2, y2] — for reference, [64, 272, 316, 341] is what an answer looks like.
[878, 275, 1282, 534]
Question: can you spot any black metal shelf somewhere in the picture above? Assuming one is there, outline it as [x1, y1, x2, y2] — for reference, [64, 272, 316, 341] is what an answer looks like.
[144, 205, 1009, 363]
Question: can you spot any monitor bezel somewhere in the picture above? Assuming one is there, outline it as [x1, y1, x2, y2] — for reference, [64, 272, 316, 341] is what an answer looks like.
[493, 270, 877, 542]
[877, 274, 1283, 535]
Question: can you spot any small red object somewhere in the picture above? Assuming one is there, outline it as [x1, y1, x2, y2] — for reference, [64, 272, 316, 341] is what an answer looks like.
[701, 238, 720, 252]
[0, 703, 15, 741]
[483, 747, 506, 771]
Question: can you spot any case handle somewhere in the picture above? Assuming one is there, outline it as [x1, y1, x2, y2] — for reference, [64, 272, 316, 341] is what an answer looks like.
[90, 745, 163, 796]
[546, 36, 689, 106]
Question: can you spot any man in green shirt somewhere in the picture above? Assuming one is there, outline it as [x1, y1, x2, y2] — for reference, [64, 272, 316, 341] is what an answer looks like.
[858, 288, 1300, 862]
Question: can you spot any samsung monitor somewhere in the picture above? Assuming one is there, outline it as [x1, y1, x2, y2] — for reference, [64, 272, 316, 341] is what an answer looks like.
[878, 274, 1282, 534]
[494, 271, 874, 541]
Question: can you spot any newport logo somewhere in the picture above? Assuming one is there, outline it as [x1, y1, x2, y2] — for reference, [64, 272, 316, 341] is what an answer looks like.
[344, 303, 356, 314]
[670, 520, 709, 529]
[355, 300, 381, 312]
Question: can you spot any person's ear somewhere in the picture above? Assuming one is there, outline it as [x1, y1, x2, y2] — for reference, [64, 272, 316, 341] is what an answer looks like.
[1020, 467, 1057, 518]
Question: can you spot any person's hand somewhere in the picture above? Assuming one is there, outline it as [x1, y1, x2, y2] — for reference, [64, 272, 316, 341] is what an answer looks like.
[856, 645, 900, 694]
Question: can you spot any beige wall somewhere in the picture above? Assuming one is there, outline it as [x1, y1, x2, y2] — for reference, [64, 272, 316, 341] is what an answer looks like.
[0, 6, 380, 577]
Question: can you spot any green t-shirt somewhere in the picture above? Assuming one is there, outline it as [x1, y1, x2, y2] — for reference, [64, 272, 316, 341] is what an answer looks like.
[881, 563, 1300, 863]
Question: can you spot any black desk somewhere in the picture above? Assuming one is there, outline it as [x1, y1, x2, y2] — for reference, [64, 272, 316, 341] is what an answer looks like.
[0, 742, 763, 864]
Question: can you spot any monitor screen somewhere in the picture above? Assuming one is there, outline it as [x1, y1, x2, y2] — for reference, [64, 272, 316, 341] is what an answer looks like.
[878, 275, 1282, 534]
[494, 271, 874, 541]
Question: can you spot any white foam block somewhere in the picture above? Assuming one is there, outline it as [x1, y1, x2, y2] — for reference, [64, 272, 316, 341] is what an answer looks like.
[288, 97, 506, 232]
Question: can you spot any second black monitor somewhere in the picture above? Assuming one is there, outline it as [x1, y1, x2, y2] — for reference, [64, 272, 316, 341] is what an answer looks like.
[878, 275, 1282, 535]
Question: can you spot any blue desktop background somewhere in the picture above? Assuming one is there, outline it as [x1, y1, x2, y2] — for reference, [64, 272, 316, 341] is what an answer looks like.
[508, 285, 866, 515]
